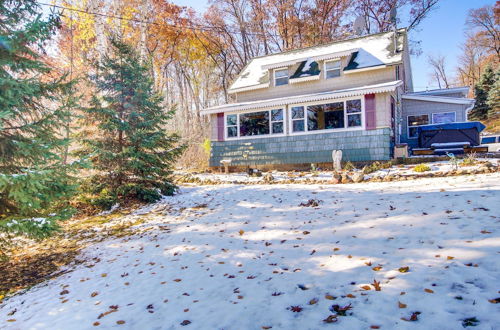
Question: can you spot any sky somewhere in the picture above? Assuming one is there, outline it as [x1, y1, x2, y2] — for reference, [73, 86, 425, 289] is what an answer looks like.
[173, 0, 494, 92]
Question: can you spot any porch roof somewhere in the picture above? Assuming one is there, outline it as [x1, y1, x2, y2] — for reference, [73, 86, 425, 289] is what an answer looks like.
[201, 80, 403, 115]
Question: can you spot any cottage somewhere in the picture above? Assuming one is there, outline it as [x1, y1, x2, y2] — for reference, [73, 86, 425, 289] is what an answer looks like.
[201, 29, 475, 169]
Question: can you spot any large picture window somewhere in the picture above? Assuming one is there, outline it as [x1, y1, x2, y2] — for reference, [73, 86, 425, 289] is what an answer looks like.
[432, 112, 456, 124]
[308, 102, 344, 130]
[226, 109, 285, 139]
[407, 114, 429, 138]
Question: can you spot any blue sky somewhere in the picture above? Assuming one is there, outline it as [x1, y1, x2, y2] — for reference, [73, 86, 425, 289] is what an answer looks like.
[174, 0, 494, 92]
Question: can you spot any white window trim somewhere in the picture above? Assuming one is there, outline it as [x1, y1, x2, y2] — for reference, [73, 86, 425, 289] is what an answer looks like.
[324, 59, 342, 79]
[407, 114, 429, 139]
[225, 108, 286, 140]
[431, 111, 456, 124]
[274, 68, 289, 86]
[287, 97, 365, 136]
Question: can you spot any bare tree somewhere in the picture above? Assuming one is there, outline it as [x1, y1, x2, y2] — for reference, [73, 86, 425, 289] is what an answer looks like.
[466, 4, 500, 61]
[427, 54, 451, 89]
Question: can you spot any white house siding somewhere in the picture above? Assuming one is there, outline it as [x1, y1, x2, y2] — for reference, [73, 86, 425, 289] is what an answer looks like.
[235, 64, 397, 103]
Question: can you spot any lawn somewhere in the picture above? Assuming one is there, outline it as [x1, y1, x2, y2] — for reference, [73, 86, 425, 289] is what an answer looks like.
[1, 173, 499, 329]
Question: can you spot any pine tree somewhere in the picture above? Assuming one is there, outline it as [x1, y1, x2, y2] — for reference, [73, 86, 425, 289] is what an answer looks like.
[78, 38, 184, 209]
[487, 69, 499, 118]
[470, 66, 495, 120]
[0, 0, 78, 246]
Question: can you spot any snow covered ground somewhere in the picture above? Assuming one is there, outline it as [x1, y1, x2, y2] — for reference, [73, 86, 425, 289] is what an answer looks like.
[175, 158, 499, 184]
[1, 173, 500, 329]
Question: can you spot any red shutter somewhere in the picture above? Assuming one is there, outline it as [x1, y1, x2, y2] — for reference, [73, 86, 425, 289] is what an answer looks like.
[365, 93, 376, 130]
[217, 113, 225, 141]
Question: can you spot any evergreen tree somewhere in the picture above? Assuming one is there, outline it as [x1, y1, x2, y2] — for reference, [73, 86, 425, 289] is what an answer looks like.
[0, 0, 78, 246]
[470, 65, 495, 120]
[78, 38, 184, 209]
[487, 69, 499, 118]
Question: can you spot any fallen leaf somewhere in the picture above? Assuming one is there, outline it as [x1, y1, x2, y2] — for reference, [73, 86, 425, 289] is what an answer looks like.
[323, 315, 338, 323]
[101, 273, 107, 277]
[346, 293, 356, 298]
[447, 256, 454, 260]
[488, 298, 500, 304]
[309, 298, 318, 305]
[290, 305, 303, 312]
[116, 320, 125, 325]
[361, 285, 371, 291]
[480, 230, 492, 234]
[173, 279, 182, 282]
[238, 230, 244, 236]
[91, 292, 99, 298]
[93, 322, 100, 326]
[398, 301, 407, 308]
[303, 231, 310, 235]
[372, 279, 381, 291]
[398, 266, 410, 273]
[424, 288, 434, 293]
[372, 266, 382, 271]
[325, 294, 336, 300]
[370, 326, 380, 329]
[180, 320, 191, 326]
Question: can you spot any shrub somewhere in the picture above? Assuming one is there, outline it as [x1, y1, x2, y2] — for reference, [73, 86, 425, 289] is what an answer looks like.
[343, 161, 356, 171]
[460, 152, 477, 167]
[413, 164, 431, 172]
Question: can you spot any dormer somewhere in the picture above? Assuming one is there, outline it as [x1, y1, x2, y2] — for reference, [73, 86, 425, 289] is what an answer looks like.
[226, 29, 410, 102]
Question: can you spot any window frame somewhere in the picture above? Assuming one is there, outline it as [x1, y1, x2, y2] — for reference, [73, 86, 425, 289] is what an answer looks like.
[407, 114, 429, 139]
[225, 108, 286, 140]
[324, 59, 342, 79]
[431, 111, 456, 124]
[288, 97, 365, 136]
[274, 68, 289, 86]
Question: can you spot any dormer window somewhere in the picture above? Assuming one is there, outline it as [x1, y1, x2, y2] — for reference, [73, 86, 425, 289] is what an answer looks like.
[325, 60, 341, 79]
[274, 68, 289, 86]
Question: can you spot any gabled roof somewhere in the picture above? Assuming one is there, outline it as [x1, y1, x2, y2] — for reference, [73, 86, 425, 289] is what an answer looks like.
[229, 29, 406, 93]
[202, 80, 403, 115]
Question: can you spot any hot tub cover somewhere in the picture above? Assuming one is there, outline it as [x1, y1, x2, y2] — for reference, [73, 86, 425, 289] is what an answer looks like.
[417, 122, 486, 133]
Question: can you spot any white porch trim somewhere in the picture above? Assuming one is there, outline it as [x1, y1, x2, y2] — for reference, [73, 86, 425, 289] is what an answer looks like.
[202, 80, 403, 115]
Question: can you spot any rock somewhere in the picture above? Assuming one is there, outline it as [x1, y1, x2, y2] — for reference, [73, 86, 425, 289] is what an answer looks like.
[263, 173, 274, 183]
[341, 173, 352, 184]
[331, 172, 342, 184]
[352, 172, 364, 183]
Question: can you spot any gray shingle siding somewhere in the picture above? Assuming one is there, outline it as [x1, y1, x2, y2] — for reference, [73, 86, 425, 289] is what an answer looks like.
[210, 128, 391, 166]
[400, 99, 469, 147]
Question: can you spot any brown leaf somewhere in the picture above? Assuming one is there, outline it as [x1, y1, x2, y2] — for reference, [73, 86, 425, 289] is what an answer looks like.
[325, 294, 336, 300]
[372, 266, 382, 271]
[370, 326, 380, 329]
[116, 320, 125, 325]
[398, 301, 407, 308]
[173, 279, 182, 282]
[398, 266, 410, 273]
[424, 288, 434, 293]
[93, 322, 100, 326]
[361, 285, 371, 291]
[447, 256, 454, 260]
[323, 315, 338, 323]
[480, 230, 492, 234]
[91, 292, 99, 298]
[346, 293, 356, 298]
[372, 279, 381, 291]
[238, 230, 244, 236]
[309, 298, 318, 305]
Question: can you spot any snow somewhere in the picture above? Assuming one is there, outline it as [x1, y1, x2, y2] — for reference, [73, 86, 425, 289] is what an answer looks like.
[1, 173, 500, 329]
[229, 30, 404, 91]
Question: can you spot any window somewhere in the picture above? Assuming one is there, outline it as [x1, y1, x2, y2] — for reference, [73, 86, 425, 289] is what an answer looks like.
[271, 109, 284, 134]
[240, 111, 270, 137]
[481, 136, 496, 144]
[346, 99, 362, 127]
[325, 60, 341, 79]
[274, 68, 289, 86]
[308, 102, 344, 130]
[226, 114, 238, 138]
[407, 114, 429, 138]
[432, 112, 456, 124]
[226, 109, 285, 139]
[291, 106, 305, 132]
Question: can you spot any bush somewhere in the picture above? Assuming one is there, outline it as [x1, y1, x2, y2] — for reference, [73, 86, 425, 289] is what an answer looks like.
[362, 161, 393, 174]
[343, 161, 356, 171]
[460, 153, 477, 167]
[413, 164, 431, 172]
